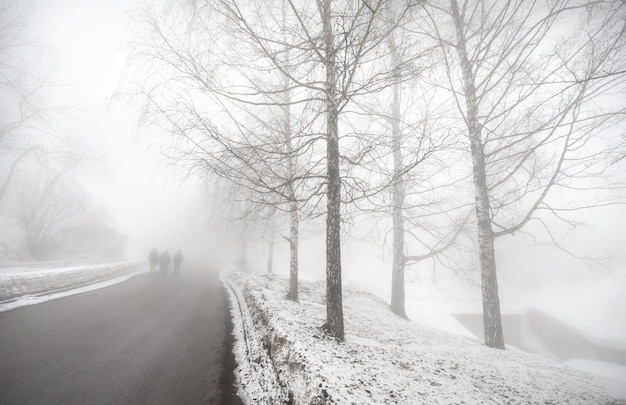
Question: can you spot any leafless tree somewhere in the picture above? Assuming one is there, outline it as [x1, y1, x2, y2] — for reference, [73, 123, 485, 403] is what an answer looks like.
[0, 1, 81, 209]
[0, 0, 88, 224]
[356, 75, 474, 319]
[126, 0, 328, 302]
[272, 0, 419, 339]
[13, 167, 97, 259]
[129, 0, 418, 339]
[338, 2, 473, 318]
[422, 0, 626, 348]
[387, 7, 473, 318]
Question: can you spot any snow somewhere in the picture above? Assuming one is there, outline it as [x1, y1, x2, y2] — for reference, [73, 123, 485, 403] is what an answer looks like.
[0, 261, 146, 312]
[224, 271, 626, 404]
[566, 360, 626, 399]
[223, 267, 289, 404]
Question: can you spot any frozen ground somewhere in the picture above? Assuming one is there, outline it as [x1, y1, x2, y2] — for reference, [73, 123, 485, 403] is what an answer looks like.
[224, 271, 626, 404]
[0, 261, 146, 312]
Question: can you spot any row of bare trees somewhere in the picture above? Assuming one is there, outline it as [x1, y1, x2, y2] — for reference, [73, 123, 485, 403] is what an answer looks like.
[127, 0, 626, 347]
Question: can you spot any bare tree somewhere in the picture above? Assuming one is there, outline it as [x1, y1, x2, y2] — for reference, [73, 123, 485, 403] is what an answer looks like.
[14, 167, 97, 259]
[340, 2, 473, 318]
[129, 0, 417, 339]
[126, 0, 327, 302]
[0, 1, 39, 203]
[355, 72, 473, 318]
[278, 0, 419, 339]
[423, 0, 626, 348]
[0, 1, 80, 208]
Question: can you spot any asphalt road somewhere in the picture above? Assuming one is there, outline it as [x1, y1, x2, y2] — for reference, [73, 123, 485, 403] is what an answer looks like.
[0, 267, 243, 405]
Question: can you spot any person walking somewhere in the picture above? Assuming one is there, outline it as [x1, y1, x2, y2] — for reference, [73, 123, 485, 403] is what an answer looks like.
[159, 250, 171, 275]
[148, 248, 159, 274]
[173, 250, 183, 276]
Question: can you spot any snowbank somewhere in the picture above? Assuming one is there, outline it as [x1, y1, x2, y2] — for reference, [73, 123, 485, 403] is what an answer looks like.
[224, 271, 626, 404]
[223, 270, 290, 404]
[0, 261, 145, 303]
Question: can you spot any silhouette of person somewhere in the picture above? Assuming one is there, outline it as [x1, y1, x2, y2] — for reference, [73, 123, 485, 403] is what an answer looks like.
[159, 250, 171, 275]
[148, 248, 159, 274]
[173, 250, 183, 276]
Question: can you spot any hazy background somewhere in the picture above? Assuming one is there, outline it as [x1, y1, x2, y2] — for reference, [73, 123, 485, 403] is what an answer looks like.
[5, 0, 224, 264]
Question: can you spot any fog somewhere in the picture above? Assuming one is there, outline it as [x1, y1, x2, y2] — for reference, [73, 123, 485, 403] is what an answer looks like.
[1, 0, 625, 389]
[0, 0, 222, 264]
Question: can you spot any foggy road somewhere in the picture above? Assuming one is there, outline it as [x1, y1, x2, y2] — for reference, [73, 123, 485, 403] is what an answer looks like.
[0, 268, 242, 405]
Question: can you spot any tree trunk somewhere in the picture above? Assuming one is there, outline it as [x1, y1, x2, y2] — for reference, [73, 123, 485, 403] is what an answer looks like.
[267, 240, 274, 274]
[319, 0, 344, 340]
[288, 200, 299, 301]
[451, 0, 504, 349]
[389, 34, 407, 319]
[283, 0, 299, 302]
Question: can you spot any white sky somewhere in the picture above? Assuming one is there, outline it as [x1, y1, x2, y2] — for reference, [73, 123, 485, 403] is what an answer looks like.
[20, 0, 208, 260]
[29, 0, 136, 104]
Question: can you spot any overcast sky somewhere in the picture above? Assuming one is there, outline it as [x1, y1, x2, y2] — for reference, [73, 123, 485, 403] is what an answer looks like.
[18, 0, 209, 259]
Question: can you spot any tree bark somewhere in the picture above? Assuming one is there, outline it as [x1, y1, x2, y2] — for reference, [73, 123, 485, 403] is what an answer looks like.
[288, 200, 299, 301]
[267, 240, 274, 274]
[319, 0, 344, 340]
[389, 33, 407, 318]
[451, 0, 504, 349]
[283, 0, 299, 302]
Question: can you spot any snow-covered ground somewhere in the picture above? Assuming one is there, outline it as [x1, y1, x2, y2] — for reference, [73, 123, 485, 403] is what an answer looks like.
[224, 271, 626, 404]
[0, 261, 146, 312]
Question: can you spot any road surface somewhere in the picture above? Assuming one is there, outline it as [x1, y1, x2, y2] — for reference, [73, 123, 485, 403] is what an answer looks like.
[0, 267, 242, 405]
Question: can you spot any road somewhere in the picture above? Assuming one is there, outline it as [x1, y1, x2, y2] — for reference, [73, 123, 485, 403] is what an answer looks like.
[0, 267, 243, 405]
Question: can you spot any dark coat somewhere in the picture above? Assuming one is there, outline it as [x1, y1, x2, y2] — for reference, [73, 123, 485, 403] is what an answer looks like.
[159, 251, 171, 268]
[173, 252, 183, 265]
[148, 249, 159, 265]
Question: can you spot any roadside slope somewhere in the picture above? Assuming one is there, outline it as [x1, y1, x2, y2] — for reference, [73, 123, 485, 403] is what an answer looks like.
[224, 272, 626, 405]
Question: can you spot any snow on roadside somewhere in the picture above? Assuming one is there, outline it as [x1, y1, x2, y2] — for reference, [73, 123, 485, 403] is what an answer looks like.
[222, 269, 290, 404]
[224, 271, 626, 405]
[0, 267, 145, 312]
[0, 261, 146, 312]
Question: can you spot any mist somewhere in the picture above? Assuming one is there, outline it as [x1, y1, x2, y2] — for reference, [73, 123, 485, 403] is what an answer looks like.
[1, 0, 626, 402]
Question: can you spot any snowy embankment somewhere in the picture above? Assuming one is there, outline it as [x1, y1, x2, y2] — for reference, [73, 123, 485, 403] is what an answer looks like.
[0, 261, 146, 311]
[223, 271, 626, 405]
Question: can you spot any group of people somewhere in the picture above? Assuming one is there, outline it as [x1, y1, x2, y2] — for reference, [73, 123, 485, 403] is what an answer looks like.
[148, 248, 184, 276]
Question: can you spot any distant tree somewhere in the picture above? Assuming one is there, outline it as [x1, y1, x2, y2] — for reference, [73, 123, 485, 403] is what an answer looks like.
[358, 59, 472, 318]
[0, 0, 85, 217]
[343, 1, 472, 318]
[14, 169, 96, 259]
[0, 1, 67, 205]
